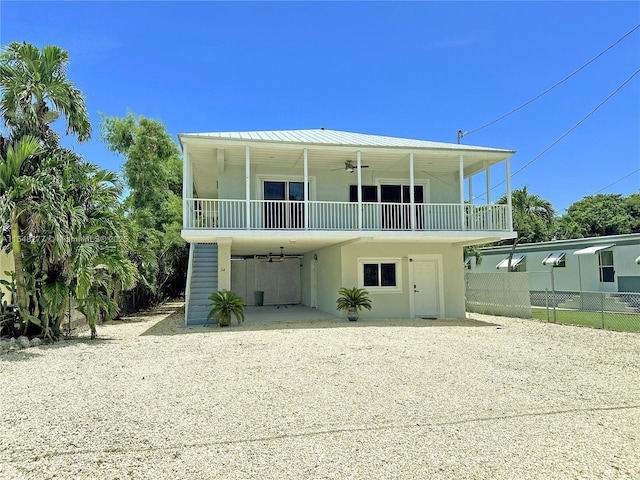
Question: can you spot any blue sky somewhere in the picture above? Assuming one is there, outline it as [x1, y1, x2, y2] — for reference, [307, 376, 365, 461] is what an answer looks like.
[1, 1, 638, 213]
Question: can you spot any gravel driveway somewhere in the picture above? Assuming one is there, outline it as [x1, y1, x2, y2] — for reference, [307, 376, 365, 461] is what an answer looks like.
[1, 302, 638, 479]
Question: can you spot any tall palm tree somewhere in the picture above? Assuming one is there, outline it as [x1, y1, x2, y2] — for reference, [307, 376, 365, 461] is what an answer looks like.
[498, 186, 556, 270]
[0, 42, 91, 142]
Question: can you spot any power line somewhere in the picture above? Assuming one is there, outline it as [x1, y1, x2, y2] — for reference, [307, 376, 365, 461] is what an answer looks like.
[492, 68, 640, 192]
[469, 68, 640, 203]
[509, 69, 640, 180]
[461, 24, 640, 139]
[558, 168, 640, 211]
[560, 168, 640, 211]
[590, 168, 640, 196]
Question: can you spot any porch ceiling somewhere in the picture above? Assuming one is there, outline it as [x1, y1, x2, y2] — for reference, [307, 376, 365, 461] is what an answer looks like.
[185, 138, 512, 199]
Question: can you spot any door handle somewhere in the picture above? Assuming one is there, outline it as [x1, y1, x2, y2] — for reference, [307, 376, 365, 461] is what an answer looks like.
[414, 290, 420, 293]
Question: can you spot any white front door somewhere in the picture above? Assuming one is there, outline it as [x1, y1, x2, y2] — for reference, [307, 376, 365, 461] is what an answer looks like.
[412, 260, 440, 317]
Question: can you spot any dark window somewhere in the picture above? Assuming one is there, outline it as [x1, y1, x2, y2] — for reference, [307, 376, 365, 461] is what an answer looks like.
[363, 264, 379, 287]
[380, 263, 396, 286]
[363, 262, 397, 287]
[264, 181, 286, 200]
[349, 185, 378, 202]
[289, 182, 304, 201]
[381, 185, 402, 203]
[402, 185, 424, 203]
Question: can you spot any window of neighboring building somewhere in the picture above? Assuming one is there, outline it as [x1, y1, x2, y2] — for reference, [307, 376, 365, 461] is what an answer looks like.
[599, 250, 615, 283]
[542, 252, 566, 268]
[496, 255, 526, 272]
[358, 258, 402, 292]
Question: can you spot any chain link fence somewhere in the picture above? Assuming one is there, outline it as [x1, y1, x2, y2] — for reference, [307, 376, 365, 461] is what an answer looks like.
[465, 272, 532, 318]
[466, 271, 640, 332]
[527, 270, 640, 332]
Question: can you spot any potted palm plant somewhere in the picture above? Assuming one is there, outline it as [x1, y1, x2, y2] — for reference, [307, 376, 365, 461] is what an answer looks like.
[336, 287, 372, 321]
[207, 290, 246, 327]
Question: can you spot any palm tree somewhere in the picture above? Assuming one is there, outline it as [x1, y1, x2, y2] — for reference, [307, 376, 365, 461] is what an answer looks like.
[0, 42, 91, 142]
[0, 136, 41, 314]
[498, 186, 555, 270]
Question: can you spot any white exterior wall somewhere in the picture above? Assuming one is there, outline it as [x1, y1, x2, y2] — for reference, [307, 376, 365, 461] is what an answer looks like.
[475, 235, 640, 293]
[307, 242, 465, 319]
[313, 244, 343, 316]
[217, 164, 460, 204]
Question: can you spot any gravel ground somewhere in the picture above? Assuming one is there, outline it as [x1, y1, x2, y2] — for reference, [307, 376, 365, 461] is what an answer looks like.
[1, 302, 639, 480]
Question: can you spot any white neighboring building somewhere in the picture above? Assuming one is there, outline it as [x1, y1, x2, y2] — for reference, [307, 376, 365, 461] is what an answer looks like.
[180, 129, 517, 324]
[471, 233, 640, 293]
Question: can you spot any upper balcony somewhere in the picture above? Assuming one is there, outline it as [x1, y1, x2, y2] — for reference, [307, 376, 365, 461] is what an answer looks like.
[179, 129, 516, 248]
[184, 198, 510, 232]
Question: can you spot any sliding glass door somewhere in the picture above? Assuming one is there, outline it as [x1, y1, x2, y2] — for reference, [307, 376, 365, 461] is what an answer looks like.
[381, 184, 424, 230]
[263, 181, 305, 229]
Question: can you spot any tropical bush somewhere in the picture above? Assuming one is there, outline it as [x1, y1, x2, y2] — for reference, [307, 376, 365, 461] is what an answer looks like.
[207, 290, 246, 327]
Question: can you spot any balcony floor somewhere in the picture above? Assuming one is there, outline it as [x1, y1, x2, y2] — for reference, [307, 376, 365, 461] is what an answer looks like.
[181, 228, 516, 255]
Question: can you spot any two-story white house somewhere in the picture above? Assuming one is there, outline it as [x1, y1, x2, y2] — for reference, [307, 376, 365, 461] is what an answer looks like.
[180, 129, 516, 324]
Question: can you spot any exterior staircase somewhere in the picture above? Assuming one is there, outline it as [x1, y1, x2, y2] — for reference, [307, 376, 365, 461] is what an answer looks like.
[185, 243, 218, 325]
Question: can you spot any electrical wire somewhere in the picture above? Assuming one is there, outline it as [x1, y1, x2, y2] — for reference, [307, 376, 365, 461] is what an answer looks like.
[462, 24, 640, 138]
[590, 168, 640, 196]
[468, 68, 640, 203]
[488, 68, 640, 193]
[556, 168, 640, 211]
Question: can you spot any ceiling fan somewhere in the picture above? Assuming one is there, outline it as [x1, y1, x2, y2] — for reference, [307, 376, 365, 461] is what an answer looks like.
[332, 160, 370, 173]
[261, 246, 286, 263]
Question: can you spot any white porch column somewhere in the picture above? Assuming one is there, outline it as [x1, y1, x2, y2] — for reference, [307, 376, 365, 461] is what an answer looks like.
[217, 238, 232, 291]
[459, 155, 465, 230]
[485, 161, 491, 204]
[468, 175, 475, 230]
[357, 151, 363, 230]
[409, 153, 416, 231]
[245, 146, 251, 230]
[506, 157, 513, 231]
[304, 148, 309, 230]
[182, 143, 193, 229]
[485, 161, 492, 229]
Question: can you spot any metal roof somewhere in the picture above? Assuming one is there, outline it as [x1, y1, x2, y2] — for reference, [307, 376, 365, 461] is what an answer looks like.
[179, 129, 513, 153]
[574, 244, 615, 255]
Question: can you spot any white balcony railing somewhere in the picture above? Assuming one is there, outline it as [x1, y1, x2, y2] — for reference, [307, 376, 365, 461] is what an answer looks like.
[184, 199, 511, 232]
